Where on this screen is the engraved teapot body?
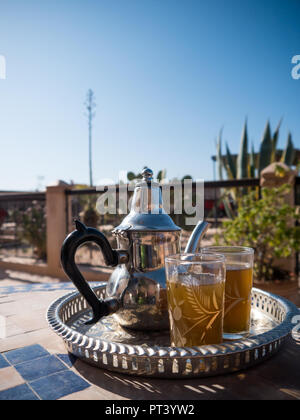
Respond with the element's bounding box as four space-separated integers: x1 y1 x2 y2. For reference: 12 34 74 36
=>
61 168 209 331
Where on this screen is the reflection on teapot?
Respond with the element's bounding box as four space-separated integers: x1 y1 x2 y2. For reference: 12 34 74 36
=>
61 168 209 331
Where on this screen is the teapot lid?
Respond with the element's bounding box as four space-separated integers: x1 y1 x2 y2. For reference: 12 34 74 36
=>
113 168 181 233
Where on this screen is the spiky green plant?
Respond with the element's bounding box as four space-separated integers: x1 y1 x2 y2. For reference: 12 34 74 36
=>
249 143 256 178
271 118 282 162
216 129 223 181
258 121 273 174
225 143 236 179
282 132 295 166
217 119 297 182
237 120 249 179
215 119 298 218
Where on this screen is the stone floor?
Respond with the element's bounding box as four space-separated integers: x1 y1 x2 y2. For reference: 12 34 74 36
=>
0 268 299 400
0 268 63 288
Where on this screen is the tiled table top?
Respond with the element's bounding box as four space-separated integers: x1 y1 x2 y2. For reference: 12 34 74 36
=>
0 282 300 400
0 345 89 400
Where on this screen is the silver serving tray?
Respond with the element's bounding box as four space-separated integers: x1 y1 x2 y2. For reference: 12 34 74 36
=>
47 284 299 378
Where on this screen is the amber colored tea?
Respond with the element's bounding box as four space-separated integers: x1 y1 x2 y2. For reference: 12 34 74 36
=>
167 276 225 346
223 264 253 334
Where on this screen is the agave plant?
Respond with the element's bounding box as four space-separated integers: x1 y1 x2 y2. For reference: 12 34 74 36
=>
237 120 249 179
282 132 295 166
217 119 297 182
216 119 298 218
258 121 273 175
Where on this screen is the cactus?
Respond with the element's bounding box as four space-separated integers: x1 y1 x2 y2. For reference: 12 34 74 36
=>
258 121 273 174
282 132 295 166
215 119 298 219
249 143 256 179
216 129 223 181
217 118 297 182
271 118 282 162
225 142 236 179
237 120 249 179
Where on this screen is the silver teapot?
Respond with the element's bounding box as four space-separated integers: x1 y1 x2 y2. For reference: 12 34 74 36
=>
61 168 209 331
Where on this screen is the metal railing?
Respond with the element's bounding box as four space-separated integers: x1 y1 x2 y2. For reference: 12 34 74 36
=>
65 178 261 222
295 176 300 206
0 192 46 262
65 178 299 274
0 176 298 273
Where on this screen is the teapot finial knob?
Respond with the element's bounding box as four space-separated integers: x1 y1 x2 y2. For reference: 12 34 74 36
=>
142 167 153 182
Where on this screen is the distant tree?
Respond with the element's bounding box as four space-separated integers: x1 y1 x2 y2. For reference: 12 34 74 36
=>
127 171 138 182
181 175 193 182
127 167 147 182
127 168 168 182
157 170 167 182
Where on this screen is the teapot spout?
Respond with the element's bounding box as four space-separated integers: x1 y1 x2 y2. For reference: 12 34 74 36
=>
184 221 211 253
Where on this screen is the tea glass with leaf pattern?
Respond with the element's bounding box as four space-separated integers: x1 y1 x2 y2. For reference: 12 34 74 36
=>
202 246 254 340
165 253 226 347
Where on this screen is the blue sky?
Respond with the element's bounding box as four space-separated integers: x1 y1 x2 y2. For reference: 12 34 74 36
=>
0 0 299 190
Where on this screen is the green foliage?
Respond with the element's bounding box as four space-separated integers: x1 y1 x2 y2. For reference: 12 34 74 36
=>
82 203 99 228
181 175 193 182
217 118 297 182
127 167 147 182
127 168 167 182
157 170 167 182
258 121 273 174
237 120 248 179
216 130 223 181
271 118 282 162
225 142 236 179
249 143 256 179
215 119 298 220
215 185 300 281
282 132 295 166
127 171 139 182
13 203 47 260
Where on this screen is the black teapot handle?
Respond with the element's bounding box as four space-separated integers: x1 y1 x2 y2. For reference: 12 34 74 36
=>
61 220 122 325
